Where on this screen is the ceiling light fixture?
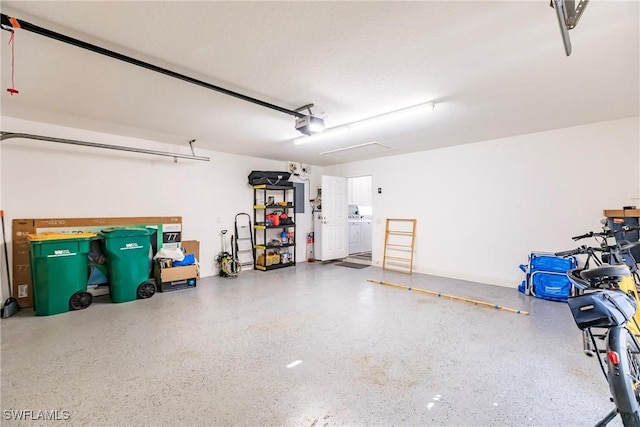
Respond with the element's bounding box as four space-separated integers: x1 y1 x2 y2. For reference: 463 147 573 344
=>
320 141 392 157
293 101 435 145
295 115 325 136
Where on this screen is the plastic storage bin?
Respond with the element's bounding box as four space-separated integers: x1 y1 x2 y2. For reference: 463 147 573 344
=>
28 232 96 316
100 227 156 303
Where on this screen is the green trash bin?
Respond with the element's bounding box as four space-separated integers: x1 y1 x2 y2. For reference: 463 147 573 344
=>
28 232 96 316
101 227 156 303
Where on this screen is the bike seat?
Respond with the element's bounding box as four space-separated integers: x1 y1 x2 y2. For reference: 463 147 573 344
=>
580 264 630 281
567 268 591 289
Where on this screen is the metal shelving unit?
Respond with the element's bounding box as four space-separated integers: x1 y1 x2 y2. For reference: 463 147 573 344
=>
253 185 296 271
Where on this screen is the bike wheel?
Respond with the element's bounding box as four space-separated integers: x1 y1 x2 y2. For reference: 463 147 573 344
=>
607 327 640 426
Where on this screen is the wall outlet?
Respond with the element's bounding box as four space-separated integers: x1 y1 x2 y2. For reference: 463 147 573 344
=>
288 161 301 175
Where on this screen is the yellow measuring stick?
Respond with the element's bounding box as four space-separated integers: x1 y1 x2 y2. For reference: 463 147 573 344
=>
367 279 529 316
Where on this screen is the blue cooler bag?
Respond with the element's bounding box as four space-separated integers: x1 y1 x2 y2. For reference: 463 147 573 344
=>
531 271 574 302
530 254 576 273
521 253 578 302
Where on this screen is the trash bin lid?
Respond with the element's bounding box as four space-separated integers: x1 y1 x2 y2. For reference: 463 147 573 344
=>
100 227 152 237
28 232 97 241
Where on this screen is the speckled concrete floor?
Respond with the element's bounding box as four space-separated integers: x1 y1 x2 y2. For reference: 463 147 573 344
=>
0 263 623 426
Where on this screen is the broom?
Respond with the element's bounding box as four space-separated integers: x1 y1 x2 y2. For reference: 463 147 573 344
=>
1 210 20 318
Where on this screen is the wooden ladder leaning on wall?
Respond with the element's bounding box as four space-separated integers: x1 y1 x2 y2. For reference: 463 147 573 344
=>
383 218 417 274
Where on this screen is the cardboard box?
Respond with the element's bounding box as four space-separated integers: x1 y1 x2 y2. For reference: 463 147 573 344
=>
155 264 198 283
154 240 199 292
154 264 198 292
180 240 200 278
12 216 182 307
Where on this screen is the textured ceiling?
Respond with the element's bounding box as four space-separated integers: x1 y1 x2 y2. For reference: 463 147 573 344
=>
1 1 638 166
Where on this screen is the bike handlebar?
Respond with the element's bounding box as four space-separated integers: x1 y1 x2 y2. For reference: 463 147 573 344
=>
554 249 582 257
622 224 640 233
555 245 590 257
555 249 581 257
571 232 594 241
554 245 605 257
571 225 640 241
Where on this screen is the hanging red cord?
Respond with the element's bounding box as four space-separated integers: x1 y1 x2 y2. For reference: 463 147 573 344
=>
6 31 19 95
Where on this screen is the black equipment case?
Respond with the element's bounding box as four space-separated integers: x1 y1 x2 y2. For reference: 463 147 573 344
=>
248 171 293 187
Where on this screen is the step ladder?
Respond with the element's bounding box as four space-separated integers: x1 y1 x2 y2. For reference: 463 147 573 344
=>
234 213 255 269
383 218 416 274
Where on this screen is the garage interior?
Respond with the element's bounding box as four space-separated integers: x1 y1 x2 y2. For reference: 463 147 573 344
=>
0 1 639 426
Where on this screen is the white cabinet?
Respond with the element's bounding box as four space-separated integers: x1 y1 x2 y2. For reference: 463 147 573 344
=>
360 221 372 252
348 221 372 254
347 179 354 205
359 176 372 205
348 222 361 254
348 176 372 205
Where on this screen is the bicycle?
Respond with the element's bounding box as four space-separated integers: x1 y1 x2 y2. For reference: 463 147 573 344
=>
557 224 640 426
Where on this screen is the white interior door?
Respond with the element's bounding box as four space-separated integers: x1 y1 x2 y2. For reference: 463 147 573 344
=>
320 175 348 261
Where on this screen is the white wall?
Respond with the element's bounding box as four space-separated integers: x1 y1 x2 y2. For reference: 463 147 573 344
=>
2 116 638 301
0 117 321 300
325 116 640 287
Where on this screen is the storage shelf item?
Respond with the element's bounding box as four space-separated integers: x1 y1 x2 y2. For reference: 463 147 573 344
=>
254 203 294 210
254 224 296 229
253 184 296 271
255 262 294 272
255 243 295 250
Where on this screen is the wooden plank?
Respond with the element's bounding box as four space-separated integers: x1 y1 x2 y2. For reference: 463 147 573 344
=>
385 256 412 262
409 218 416 274
32 216 181 229
382 219 391 270
382 267 411 274
386 248 412 253
368 279 529 315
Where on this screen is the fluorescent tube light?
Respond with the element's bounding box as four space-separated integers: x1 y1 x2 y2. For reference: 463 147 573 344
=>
351 102 435 130
319 141 391 156
292 101 435 145
293 126 352 145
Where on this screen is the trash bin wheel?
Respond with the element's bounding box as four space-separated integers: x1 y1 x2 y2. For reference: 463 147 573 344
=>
137 281 156 299
69 291 93 310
